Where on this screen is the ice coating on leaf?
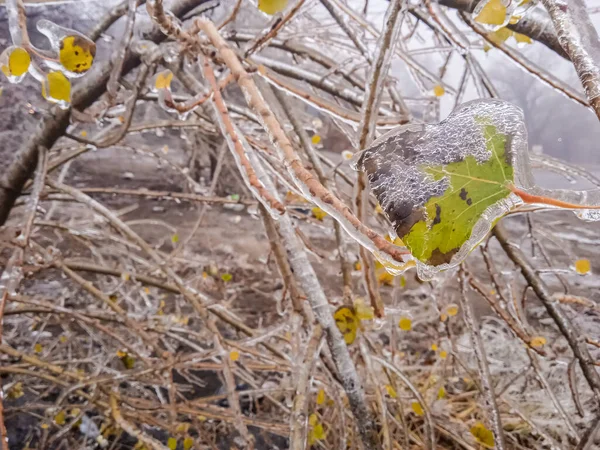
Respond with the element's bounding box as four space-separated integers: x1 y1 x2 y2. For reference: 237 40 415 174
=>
41 71 71 109
356 99 600 279
0 46 30 83
355 99 526 279
473 0 517 31
36 19 96 78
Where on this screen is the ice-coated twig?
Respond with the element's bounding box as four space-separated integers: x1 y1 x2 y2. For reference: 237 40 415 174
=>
359 341 392 450
527 349 580 440
459 268 507 450
468 275 545 356
494 222 600 401
107 0 138 101
355 0 404 317
67 63 151 148
218 0 242 29
197 18 409 268
372 355 436 449
243 0 307 57
462 12 590 109
110 393 170 450
290 325 323 450
262 68 406 125
273 89 353 299
575 415 600 450
540 0 600 120
6 0 30 46
89 0 145 41
568 358 586 417
201 58 286 214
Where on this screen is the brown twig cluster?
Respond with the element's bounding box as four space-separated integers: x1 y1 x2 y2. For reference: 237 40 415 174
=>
2 1 600 450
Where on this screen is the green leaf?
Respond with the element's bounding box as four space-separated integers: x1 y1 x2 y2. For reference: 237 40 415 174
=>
404 122 512 265
356 100 519 270
356 99 600 277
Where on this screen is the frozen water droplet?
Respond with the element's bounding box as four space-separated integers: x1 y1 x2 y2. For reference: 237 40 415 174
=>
37 19 96 78
0 46 31 84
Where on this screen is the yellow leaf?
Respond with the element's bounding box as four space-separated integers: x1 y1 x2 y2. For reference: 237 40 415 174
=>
80 130 87 137
342 150 354 160
7 382 24 399
353 260 362 271
42 71 71 104
437 386 446 399
41 423 49 429
167 437 177 450
575 258 591 275
155 70 173 90
411 402 424 416
183 437 194 450
258 0 288 15
311 206 327 221
334 306 358 345
354 298 374 320
7 47 30 77
470 422 495 448
197 415 207 422
398 316 412 331
54 410 66 425
483 42 492 52
308 413 318 427
34 343 43 353
171 234 179 244
378 270 395 286
316 388 326 405
221 273 233 282
118 351 135 369
446 303 459 317
69 408 81 417
144 287 151 294
487 27 513 46
439 350 448 359
311 134 321 145
121 272 130 282
529 336 546 348
385 385 397 398
229 350 240 362
313 423 326 440
433 85 445 97
374 203 383 214
509 15 521 24
475 0 507 25
513 32 532 44
59 35 95 74
59 335 68 343
431 343 438 351
440 313 448 322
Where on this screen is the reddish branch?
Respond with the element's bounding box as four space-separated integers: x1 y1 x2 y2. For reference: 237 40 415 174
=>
197 18 409 264
201 59 286 213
